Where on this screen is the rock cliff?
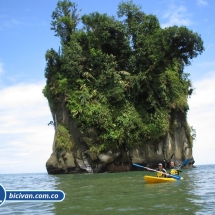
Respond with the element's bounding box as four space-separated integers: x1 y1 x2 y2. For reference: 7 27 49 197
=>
46 100 194 174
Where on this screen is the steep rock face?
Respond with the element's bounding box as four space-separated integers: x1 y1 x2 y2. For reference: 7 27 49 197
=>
46 103 194 174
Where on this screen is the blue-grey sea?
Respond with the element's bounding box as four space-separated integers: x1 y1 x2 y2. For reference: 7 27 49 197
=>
0 164 215 215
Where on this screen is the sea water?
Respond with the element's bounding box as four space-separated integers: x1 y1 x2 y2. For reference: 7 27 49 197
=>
0 164 215 215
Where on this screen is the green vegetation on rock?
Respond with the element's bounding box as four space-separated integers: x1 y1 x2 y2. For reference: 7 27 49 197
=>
43 0 204 152
55 124 71 152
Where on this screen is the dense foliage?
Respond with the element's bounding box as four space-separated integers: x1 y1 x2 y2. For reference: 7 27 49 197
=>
55 124 71 151
43 0 204 152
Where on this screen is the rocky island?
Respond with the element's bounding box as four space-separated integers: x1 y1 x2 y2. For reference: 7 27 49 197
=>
44 0 204 174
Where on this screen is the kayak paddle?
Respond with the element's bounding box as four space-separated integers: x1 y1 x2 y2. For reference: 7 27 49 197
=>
181 159 190 167
133 163 181 180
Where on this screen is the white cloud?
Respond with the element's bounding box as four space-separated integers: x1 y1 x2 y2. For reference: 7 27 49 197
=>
197 0 208 6
162 5 193 28
0 61 4 76
188 73 215 165
0 81 55 174
0 82 48 110
0 61 5 89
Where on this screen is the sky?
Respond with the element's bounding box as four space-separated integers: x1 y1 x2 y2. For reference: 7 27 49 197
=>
0 0 215 174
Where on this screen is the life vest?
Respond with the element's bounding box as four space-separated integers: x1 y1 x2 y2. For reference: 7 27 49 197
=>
157 171 163 177
156 169 166 177
170 168 179 175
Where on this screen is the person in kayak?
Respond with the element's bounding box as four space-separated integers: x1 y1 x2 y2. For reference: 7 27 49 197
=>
145 163 167 177
169 161 182 175
156 163 167 177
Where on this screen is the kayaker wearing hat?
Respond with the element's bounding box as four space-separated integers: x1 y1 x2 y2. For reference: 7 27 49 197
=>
146 163 167 177
156 163 167 177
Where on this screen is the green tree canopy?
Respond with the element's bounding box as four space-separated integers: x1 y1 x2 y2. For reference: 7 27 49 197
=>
44 0 204 152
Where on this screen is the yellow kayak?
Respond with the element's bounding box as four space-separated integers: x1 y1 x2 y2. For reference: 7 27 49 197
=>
144 175 182 183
